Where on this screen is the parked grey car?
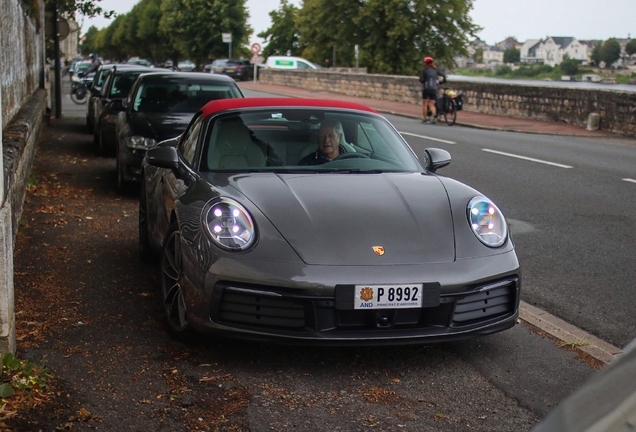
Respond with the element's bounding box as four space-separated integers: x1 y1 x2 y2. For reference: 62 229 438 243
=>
139 98 520 344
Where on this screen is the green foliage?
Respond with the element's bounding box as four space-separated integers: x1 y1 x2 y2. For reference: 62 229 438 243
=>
296 0 480 74
79 0 478 74
160 0 252 68
591 41 603 66
46 0 115 22
560 56 579 75
472 47 484 64
601 38 621 68
495 64 512 75
626 39 636 56
1 353 50 399
503 47 520 64
259 0 302 58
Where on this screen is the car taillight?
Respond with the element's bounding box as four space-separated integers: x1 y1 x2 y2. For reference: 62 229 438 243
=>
236 65 243 70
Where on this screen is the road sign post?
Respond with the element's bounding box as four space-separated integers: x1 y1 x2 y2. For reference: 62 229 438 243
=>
250 43 262 82
222 33 232 59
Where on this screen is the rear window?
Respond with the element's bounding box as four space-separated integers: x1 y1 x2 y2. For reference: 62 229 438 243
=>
133 81 242 113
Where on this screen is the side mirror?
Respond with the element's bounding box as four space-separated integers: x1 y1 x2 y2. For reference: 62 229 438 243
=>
146 146 189 181
107 99 124 111
424 148 451 172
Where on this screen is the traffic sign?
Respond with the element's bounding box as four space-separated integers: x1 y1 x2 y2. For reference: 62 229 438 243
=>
250 55 265 64
250 43 262 54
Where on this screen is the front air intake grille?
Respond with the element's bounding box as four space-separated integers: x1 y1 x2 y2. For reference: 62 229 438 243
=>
218 290 306 328
452 280 517 325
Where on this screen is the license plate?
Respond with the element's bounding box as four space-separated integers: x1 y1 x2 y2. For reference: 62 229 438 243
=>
354 284 423 309
226 69 235 73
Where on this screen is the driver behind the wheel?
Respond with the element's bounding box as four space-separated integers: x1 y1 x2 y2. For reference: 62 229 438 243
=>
298 119 347 165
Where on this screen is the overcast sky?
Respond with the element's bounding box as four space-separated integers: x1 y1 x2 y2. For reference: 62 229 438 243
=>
80 0 634 46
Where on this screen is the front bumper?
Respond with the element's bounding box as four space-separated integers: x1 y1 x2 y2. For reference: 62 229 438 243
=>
182 246 521 345
119 144 146 183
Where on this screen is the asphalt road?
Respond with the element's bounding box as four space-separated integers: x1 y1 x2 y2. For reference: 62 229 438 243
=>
241 85 636 350
385 116 636 349
9 81 611 430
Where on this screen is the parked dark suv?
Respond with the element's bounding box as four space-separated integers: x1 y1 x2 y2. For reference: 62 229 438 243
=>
217 59 253 81
114 72 243 192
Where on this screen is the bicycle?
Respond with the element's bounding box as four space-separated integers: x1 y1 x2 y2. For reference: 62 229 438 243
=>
436 87 462 126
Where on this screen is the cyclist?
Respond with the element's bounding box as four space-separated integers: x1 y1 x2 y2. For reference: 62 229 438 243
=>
419 57 445 124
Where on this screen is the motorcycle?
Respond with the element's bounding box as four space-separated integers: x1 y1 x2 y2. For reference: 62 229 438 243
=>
70 73 91 104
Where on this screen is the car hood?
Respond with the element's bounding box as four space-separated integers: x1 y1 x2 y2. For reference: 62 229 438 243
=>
233 173 455 266
129 112 193 142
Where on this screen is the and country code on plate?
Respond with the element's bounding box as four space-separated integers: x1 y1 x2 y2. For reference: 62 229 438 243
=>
354 284 423 309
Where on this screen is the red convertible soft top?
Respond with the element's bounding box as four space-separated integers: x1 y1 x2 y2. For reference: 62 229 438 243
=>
200 97 378 117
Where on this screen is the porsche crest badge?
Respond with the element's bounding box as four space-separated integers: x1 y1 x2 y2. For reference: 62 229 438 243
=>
372 246 385 256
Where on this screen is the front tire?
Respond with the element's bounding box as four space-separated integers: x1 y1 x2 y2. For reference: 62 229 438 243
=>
138 181 153 262
444 100 457 126
70 87 87 105
160 222 196 341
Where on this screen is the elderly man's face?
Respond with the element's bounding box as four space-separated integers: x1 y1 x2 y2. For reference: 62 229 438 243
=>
317 126 342 160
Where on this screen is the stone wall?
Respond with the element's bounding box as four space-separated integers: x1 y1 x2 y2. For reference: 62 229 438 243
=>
1 0 45 127
1 0 46 354
259 69 636 137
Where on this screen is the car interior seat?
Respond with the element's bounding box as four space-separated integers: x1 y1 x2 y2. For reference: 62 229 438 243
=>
208 119 266 169
139 87 169 112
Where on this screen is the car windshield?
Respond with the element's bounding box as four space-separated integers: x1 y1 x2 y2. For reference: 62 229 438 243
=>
133 81 242 114
110 72 146 98
200 109 423 173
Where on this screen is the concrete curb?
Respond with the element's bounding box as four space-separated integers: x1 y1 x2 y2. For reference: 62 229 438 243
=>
519 301 623 365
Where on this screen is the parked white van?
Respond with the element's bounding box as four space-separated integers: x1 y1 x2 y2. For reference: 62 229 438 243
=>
265 56 321 70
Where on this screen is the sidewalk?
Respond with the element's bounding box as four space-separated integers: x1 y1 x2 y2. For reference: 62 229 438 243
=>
238 81 617 137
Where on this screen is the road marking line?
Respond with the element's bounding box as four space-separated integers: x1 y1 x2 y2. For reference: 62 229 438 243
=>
482 148 573 169
400 132 456 144
623 178 636 184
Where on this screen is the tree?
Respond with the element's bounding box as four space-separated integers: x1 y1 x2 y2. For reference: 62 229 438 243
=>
258 0 302 58
80 26 100 55
135 0 181 64
296 0 362 68
296 0 480 74
600 38 621 68
159 0 252 68
591 41 603 66
560 55 579 75
472 47 484 64
626 39 636 56
503 47 520 63
48 0 115 22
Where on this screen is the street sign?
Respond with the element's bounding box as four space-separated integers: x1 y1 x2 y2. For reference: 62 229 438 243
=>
250 43 262 54
222 33 232 43
250 55 264 64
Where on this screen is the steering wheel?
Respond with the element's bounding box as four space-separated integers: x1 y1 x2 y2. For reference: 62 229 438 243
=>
333 152 369 161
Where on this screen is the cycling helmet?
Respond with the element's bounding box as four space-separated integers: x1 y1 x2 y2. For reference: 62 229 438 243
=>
424 57 434 64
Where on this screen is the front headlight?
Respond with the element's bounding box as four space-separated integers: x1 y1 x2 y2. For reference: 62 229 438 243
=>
127 136 157 150
203 198 256 251
467 196 508 247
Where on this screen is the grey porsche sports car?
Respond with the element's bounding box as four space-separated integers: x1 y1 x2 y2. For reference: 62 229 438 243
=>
140 98 520 345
